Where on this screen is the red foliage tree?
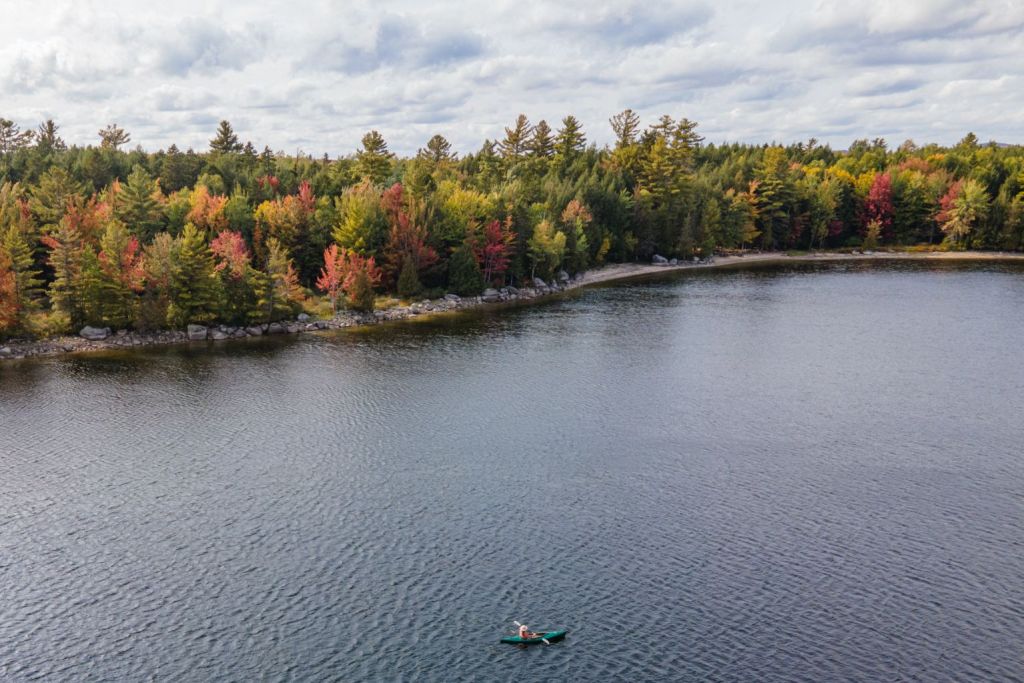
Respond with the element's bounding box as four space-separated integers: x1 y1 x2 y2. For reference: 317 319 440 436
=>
210 230 251 280
381 183 437 281
0 247 19 333
936 179 964 226
473 219 516 285
98 233 145 295
863 172 894 240
316 244 384 312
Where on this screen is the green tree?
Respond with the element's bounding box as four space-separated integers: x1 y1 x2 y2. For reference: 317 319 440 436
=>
168 223 221 326
554 115 586 163
0 118 34 154
355 130 393 185
250 238 301 323
1 225 43 327
333 180 388 255
447 241 483 295
30 167 85 229
35 120 66 154
941 179 990 248
527 218 566 279
209 120 242 154
117 165 164 241
396 255 421 297
347 265 376 312
529 120 555 158
96 220 144 328
499 114 532 160
609 109 640 148
417 134 456 164
98 123 131 150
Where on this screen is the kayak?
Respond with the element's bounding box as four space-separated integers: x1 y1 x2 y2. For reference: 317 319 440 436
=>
500 630 567 645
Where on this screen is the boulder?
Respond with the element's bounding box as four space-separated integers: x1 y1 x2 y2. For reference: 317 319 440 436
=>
186 324 207 341
557 270 570 283
482 288 500 302
0 346 11 357
245 326 263 336
209 328 229 341
652 254 668 264
444 293 460 301
79 326 111 341
232 328 248 338
669 258 678 265
506 286 519 295
267 322 285 335
532 277 547 288
297 313 310 322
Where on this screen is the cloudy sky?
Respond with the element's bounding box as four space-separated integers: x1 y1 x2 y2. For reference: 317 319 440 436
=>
2 0 1022 156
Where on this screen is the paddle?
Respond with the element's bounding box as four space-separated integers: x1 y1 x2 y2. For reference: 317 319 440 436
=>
513 620 550 645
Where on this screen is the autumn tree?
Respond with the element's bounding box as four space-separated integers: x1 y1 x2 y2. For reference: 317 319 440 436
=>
528 218 566 280
334 180 389 255
30 167 85 229
0 246 18 335
41 218 87 326
381 183 438 285
939 179 989 248
863 173 894 241
472 219 517 285
211 230 255 324
96 220 145 328
250 238 302 323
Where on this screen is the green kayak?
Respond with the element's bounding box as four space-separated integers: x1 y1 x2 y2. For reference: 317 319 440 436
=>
500 629 567 645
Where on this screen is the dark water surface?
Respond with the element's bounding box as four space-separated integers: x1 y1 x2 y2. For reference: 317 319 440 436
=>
2 261 1023 681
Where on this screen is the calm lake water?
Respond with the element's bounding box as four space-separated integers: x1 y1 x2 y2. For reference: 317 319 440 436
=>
2 261 1023 681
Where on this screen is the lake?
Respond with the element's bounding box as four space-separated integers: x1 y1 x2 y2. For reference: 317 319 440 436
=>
2 261 1023 681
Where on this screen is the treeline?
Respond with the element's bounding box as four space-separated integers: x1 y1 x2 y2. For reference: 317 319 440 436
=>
2 114 1024 338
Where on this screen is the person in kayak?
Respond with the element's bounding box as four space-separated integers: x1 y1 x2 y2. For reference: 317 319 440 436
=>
518 624 534 639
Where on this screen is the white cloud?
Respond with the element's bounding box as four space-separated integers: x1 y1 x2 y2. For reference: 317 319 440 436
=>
0 0 1020 155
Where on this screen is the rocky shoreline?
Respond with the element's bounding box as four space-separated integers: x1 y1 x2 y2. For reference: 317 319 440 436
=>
3 250 1024 363
0 271 589 362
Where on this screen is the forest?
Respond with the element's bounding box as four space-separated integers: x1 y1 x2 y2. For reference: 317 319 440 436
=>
2 112 1023 339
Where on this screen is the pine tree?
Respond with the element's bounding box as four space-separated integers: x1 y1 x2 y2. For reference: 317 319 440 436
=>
117 166 164 241
529 120 554 158
0 118 34 154
250 238 301 323
417 134 455 164
168 223 221 326
160 144 190 193
347 266 375 312
609 109 640 148
30 167 85 228
41 218 87 326
35 120 66 154
209 120 242 154
499 114 532 160
356 130 394 185
0 245 18 335
2 225 43 324
447 242 483 296
396 255 421 298
98 123 131 150
555 115 586 162
97 220 145 328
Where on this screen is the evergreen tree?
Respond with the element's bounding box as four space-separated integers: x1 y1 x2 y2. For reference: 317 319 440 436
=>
117 166 164 241
30 167 85 228
1 225 44 324
160 144 190 194
347 265 375 312
418 134 455 164
609 109 640 148
209 120 242 154
499 114 532 160
396 255 421 298
98 123 131 150
447 242 483 295
529 120 555 158
35 120 66 154
356 130 393 185
250 238 301 323
0 118 34 154
168 223 221 326
555 115 586 162
41 218 86 326
97 220 144 328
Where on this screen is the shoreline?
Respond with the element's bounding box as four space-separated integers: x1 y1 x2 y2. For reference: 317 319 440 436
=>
3 250 1023 363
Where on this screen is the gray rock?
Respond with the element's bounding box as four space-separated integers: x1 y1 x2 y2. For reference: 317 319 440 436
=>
557 269 570 283
267 322 285 335
116 329 128 337
79 326 111 341
482 288 500 302
316 321 329 329
209 328 229 341
297 313 310 322
0 346 11 357
669 258 678 265
286 324 300 334
444 293 460 301
232 328 248 338
245 326 263 336
652 254 669 264
692 256 699 263
532 277 547 288
186 324 207 341
506 286 519 295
